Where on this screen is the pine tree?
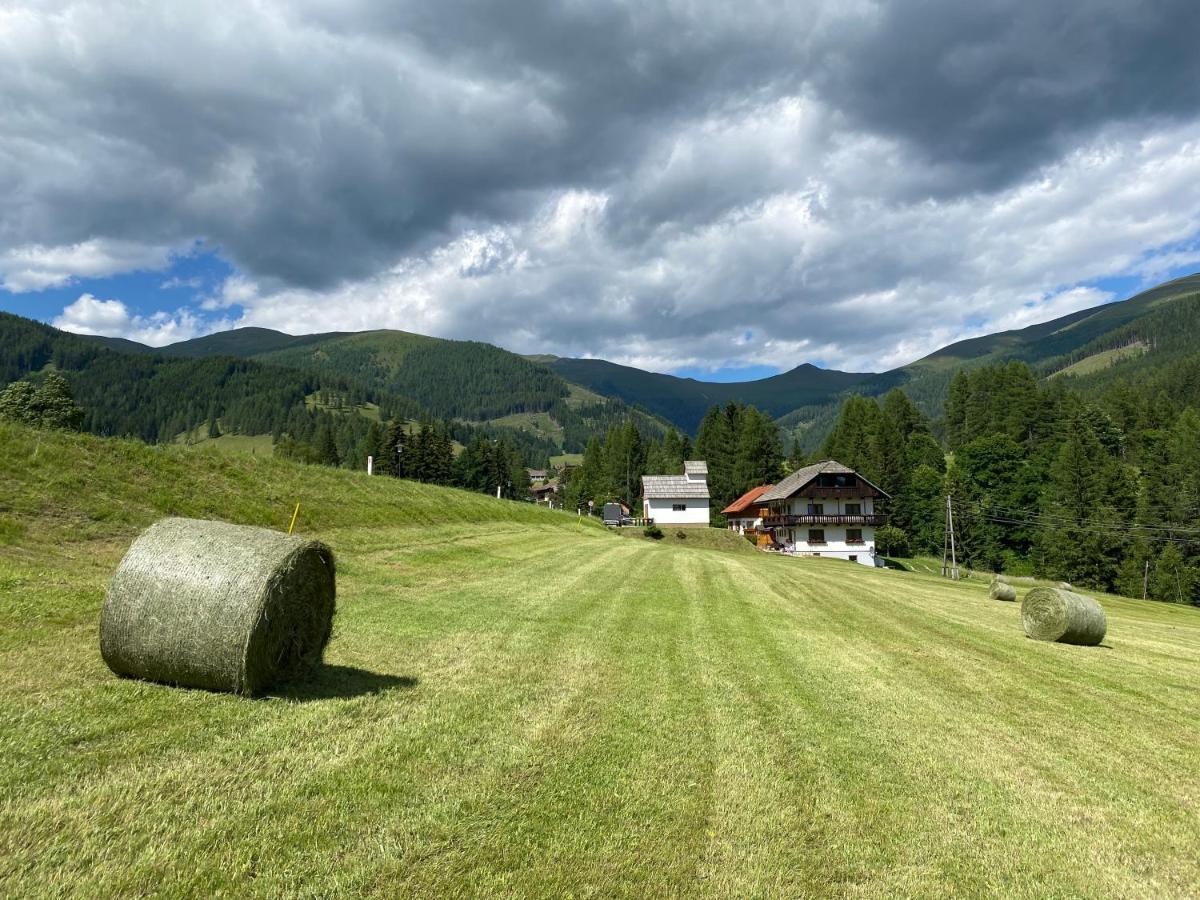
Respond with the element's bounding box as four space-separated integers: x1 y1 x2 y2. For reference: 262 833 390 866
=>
945 370 970 450
1039 422 1116 588
316 426 340 467
1149 543 1200 605
732 406 783 494
696 405 736 510
363 421 384 472
378 420 406 477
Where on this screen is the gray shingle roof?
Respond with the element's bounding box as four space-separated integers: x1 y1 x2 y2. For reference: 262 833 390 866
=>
684 460 708 476
758 459 889 502
642 475 710 499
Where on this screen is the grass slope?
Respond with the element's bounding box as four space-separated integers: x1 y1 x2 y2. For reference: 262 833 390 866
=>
2 424 1198 897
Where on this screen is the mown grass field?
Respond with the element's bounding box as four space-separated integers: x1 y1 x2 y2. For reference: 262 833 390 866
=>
1 423 1198 897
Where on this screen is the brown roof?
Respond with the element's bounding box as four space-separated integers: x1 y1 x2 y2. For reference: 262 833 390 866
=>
758 459 890 502
642 474 710 499
721 484 774 515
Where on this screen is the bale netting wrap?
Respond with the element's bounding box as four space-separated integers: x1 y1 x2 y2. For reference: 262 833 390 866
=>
989 580 1017 602
100 517 336 695
1021 587 1106 646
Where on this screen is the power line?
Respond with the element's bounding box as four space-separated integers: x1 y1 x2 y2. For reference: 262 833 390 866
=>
961 509 1200 545
955 498 1200 536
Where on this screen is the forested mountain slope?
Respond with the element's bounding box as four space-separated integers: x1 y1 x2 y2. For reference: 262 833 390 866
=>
546 357 884 434
551 273 1200 443
0 313 420 444
32 270 1200 451
79 325 676 453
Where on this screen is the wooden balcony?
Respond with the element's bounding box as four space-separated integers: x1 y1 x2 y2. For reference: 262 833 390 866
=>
762 514 886 528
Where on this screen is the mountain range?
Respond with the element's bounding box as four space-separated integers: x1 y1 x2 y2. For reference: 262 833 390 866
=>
4 272 1200 457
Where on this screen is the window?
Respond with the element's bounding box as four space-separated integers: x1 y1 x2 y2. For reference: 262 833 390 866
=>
845 503 861 515
849 555 858 563
808 529 825 544
847 528 863 544
672 503 687 512
817 473 856 488
807 503 824 515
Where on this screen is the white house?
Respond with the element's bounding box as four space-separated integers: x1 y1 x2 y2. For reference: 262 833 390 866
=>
758 460 889 566
641 460 711 526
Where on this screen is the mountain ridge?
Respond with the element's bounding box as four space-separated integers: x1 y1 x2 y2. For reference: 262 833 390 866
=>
33 271 1200 446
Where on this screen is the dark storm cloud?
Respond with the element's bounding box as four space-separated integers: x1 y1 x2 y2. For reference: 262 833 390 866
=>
807 0 1200 189
8 1 1200 366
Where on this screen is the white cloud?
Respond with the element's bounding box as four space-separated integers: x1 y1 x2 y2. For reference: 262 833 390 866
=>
207 115 1200 373
52 294 210 346
160 275 203 290
1 240 175 292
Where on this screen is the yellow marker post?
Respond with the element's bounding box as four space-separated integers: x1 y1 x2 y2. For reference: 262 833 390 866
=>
287 502 301 535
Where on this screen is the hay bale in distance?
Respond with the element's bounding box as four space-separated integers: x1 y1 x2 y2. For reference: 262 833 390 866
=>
101 517 336 694
992 574 1009 585
1021 587 1106 646
989 580 1017 602
1056 581 1074 591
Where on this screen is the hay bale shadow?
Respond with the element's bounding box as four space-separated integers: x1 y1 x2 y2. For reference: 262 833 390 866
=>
270 665 418 702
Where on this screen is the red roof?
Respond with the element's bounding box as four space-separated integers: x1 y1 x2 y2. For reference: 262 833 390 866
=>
721 484 774 516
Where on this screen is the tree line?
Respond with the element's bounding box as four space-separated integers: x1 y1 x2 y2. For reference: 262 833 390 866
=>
561 402 784 519
819 361 1200 605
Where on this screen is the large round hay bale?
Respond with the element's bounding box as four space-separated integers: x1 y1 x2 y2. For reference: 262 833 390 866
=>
1021 587 1106 646
101 517 336 694
989 580 1017 602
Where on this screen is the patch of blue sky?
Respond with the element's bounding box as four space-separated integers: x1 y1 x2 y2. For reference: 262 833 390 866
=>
0 249 237 325
671 364 781 382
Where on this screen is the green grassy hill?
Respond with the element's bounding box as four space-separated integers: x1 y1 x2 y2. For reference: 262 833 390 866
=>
2 423 1197 896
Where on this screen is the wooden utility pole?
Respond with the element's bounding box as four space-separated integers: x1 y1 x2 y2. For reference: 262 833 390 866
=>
1143 559 1150 600
942 495 950 577
942 495 960 580
948 496 960 580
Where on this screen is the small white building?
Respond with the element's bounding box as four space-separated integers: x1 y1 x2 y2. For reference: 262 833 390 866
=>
641 460 711 526
758 460 889 566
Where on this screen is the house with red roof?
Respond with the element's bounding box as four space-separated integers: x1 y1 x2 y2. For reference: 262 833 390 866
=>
720 484 774 536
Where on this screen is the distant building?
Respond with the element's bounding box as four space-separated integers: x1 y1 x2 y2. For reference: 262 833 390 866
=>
527 468 548 483
758 460 889 566
721 484 774 536
530 481 559 506
641 460 710 526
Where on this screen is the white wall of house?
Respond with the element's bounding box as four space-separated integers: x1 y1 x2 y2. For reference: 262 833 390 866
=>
773 495 877 566
728 515 762 534
645 497 710 525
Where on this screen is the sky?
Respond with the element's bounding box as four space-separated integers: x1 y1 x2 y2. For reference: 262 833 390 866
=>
4 1 1200 379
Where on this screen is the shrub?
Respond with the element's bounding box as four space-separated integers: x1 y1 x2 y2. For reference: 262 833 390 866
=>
875 524 910 557
643 524 663 540
675 529 687 540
